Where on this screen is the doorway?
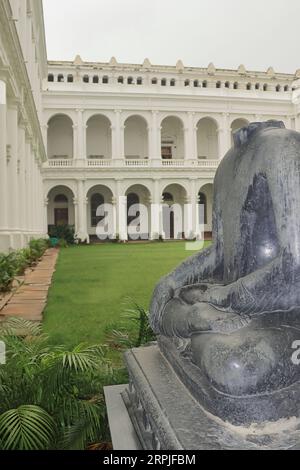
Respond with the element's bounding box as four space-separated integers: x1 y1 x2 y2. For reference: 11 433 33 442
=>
55 208 69 226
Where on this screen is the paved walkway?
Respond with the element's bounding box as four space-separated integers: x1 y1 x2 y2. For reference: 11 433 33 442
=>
0 248 59 322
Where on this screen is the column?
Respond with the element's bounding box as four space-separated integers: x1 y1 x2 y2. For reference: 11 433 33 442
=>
218 113 231 158
18 124 26 242
116 179 128 241
0 81 8 242
150 111 161 166
185 112 197 162
150 179 161 239
76 179 89 242
75 109 85 161
7 103 20 245
112 110 121 160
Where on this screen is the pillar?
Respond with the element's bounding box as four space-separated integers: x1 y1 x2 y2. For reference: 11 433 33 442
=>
150 179 161 239
76 179 89 242
0 80 8 250
7 103 20 246
116 180 127 240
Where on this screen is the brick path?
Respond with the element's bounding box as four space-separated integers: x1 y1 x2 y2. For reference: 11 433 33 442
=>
0 248 59 322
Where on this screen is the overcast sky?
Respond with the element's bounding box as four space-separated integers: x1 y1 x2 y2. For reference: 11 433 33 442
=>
43 0 300 73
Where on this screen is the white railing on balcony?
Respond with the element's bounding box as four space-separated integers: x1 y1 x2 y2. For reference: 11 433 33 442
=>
125 159 149 167
47 159 74 167
44 158 219 170
87 159 112 167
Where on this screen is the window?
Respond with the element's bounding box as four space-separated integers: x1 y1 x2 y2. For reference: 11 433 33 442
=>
225 81 230 88
198 192 207 224
246 83 252 90
184 79 190 87
83 75 89 83
102 76 109 84
284 85 289 92
118 76 124 84
276 84 281 92
216 81 221 88
137 77 143 85
54 194 68 203
127 77 134 85
170 79 176 86
194 80 199 87
263 84 268 91
57 74 64 83
91 193 104 227
255 83 260 90
161 79 167 86
67 74 73 83
93 75 99 84
202 80 207 88
151 78 158 84
48 74 54 82
233 82 238 89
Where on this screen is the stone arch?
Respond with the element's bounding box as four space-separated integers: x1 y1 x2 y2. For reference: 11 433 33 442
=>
47 185 75 231
47 114 74 159
160 116 185 160
196 117 219 160
86 184 114 238
161 183 187 239
124 115 149 160
125 184 151 240
86 114 112 159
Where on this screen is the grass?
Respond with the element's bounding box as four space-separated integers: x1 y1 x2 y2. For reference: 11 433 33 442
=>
43 241 210 352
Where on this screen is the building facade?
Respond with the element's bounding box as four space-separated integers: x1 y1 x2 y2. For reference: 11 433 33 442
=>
0 0 47 252
2 0 300 250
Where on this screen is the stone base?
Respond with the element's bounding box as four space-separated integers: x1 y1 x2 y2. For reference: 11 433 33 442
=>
122 344 300 450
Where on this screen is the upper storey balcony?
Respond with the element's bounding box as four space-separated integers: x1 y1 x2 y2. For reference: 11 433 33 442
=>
43 112 254 172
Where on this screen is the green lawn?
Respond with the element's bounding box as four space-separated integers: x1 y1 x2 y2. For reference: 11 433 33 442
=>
43 241 210 348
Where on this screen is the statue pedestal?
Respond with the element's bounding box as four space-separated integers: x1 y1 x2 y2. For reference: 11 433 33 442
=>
105 344 300 450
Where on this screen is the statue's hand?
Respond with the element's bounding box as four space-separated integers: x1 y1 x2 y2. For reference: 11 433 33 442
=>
188 302 251 334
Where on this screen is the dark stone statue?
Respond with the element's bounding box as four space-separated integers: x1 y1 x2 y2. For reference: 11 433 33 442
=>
149 120 300 426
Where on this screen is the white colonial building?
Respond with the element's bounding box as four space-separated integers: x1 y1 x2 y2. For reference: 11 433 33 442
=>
2 0 300 250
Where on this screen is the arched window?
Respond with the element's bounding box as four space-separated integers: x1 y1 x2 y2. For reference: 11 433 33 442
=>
127 77 134 85
225 81 230 88
233 82 238 90
202 80 207 88
284 85 289 92
255 83 260 90
137 77 143 85
170 79 176 86
48 74 54 82
163 192 174 203
198 192 207 224
216 81 221 88
83 75 89 83
194 80 199 87
93 75 99 84
184 79 190 87
102 76 109 84
246 83 252 90
276 84 281 92
91 193 104 227
161 79 167 86
118 76 124 84
67 74 73 83
57 74 64 83
54 194 68 203
263 83 268 91
151 78 157 84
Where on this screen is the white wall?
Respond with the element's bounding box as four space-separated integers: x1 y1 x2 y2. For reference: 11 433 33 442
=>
87 115 112 159
48 115 73 158
124 116 148 159
197 118 218 160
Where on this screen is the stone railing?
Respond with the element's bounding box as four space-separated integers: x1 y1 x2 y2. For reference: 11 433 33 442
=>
43 158 220 170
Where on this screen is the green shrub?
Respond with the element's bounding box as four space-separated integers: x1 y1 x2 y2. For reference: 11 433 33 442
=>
58 239 68 248
28 239 48 262
48 225 75 245
0 253 18 292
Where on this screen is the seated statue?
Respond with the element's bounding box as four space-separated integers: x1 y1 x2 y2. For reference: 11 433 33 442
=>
150 120 300 425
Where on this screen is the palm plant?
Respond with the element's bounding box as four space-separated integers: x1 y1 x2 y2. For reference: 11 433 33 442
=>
0 317 114 450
